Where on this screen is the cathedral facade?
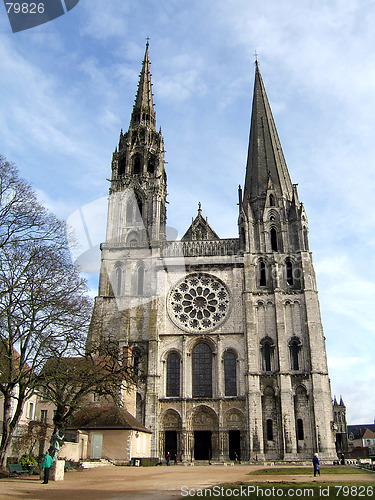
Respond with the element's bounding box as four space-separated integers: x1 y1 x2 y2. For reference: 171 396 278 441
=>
89 44 337 462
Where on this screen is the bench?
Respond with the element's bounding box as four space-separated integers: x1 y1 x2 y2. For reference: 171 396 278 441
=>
8 464 28 474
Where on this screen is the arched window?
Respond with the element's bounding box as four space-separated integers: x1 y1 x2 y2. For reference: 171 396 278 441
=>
290 340 300 371
224 351 237 397
115 266 123 296
286 260 293 286
166 352 180 397
270 227 278 251
264 342 271 372
240 227 246 251
192 343 212 398
259 261 266 287
297 418 304 440
133 350 141 375
133 154 141 175
137 265 144 295
266 419 273 441
269 194 275 207
136 393 144 424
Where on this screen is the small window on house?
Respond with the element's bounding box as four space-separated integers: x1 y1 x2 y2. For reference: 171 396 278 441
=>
93 393 100 402
28 402 34 419
270 228 278 251
297 418 304 440
259 261 266 287
286 260 293 286
266 419 273 441
40 410 48 423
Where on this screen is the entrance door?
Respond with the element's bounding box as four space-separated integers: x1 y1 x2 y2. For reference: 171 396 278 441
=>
91 433 103 459
165 430 177 460
229 430 241 461
194 431 211 460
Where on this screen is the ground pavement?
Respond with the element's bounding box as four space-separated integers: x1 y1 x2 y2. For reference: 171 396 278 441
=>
0 464 374 500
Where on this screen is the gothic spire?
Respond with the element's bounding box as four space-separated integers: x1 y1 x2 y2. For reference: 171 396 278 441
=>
243 62 293 204
130 41 156 129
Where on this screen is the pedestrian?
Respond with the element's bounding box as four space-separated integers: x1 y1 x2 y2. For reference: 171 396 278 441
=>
166 451 171 466
174 453 177 465
313 453 320 477
42 450 53 484
340 454 345 465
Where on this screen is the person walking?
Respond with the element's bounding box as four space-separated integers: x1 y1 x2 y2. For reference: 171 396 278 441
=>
42 450 53 484
313 453 320 477
166 451 171 466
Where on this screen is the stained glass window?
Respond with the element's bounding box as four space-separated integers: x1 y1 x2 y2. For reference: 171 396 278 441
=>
297 418 304 440
192 343 212 397
224 351 237 396
166 352 180 397
266 419 273 441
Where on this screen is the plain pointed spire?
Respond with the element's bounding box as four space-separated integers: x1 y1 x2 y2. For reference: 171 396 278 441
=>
243 62 293 204
131 42 156 128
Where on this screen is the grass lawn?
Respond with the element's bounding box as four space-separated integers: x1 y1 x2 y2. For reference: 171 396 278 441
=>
189 482 375 499
250 466 369 476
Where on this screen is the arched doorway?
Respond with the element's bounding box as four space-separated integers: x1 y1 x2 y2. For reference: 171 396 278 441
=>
225 409 246 461
189 406 219 461
160 410 182 462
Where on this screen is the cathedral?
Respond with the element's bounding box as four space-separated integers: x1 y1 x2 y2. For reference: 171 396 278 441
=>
89 43 337 462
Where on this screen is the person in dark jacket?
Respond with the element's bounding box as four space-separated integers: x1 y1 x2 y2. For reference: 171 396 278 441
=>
313 453 320 477
42 450 53 484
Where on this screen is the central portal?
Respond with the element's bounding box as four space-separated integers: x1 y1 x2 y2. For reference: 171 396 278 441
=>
194 430 212 460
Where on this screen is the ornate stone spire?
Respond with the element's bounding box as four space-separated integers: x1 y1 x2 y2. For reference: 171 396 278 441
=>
243 62 293 205
130 41 156 129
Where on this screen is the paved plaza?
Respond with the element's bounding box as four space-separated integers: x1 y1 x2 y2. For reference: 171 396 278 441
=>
0 465 374 500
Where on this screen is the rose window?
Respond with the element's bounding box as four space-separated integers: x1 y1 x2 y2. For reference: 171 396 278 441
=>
167 273 230 332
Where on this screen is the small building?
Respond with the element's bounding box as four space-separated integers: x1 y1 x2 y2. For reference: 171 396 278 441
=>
65 405 152 463
348 425 375 458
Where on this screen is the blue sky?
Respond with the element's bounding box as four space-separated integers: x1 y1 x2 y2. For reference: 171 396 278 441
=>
1 0 375 425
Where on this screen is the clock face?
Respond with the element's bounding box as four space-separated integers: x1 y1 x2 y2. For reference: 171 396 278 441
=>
167 273 230 333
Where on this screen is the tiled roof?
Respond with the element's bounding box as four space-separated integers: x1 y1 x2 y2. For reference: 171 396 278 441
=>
67 405 152 433
347 424 375 440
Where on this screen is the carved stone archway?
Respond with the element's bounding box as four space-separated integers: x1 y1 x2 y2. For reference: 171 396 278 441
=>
160 409 182 461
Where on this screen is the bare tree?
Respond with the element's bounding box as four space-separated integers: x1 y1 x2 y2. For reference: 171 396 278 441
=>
0 157 92 468
37 341 137 457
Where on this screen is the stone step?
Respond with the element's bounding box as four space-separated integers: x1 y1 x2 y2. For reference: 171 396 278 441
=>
80 459 114 469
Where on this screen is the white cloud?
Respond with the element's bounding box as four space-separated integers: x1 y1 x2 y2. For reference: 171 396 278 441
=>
1 0 375 425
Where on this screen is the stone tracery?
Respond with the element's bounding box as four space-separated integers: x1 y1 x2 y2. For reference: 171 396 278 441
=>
167 273 230 332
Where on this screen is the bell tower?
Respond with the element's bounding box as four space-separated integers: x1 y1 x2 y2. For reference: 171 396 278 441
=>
106 41 167 246
239 61 336 461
